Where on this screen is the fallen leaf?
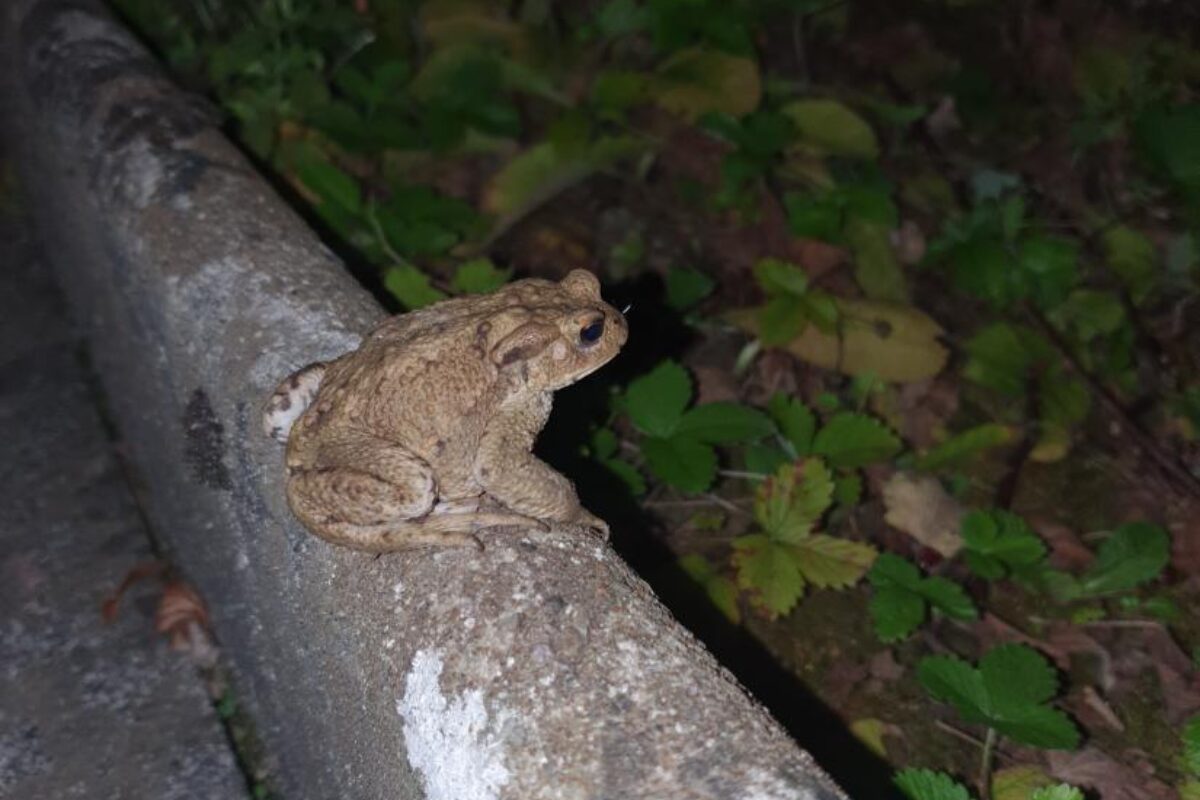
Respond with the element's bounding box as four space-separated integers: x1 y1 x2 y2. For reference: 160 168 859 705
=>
651 48 761 122
727 297 949 383
781 99 880 160
1047 748 1176 800
882 472 965 557
850 718 890 758
101 560 168 622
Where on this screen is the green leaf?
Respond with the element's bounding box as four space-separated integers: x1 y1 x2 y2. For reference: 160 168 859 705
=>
981 643 1058 708
1030 787 1084 800
1134 104 1200 202
992 705 1080 750
833 473 862 508
675 402 774 444
758 295 809 346
768 394 816 455
384 265 448 310
732 535 806 618
894 768 973 800
812 412 902 468
916 424 1017 471
641 435 716 493
961 510 1047 579
754 459 834 543
450 258 511 294
918 655 991 723
793 534 876 589
871 584 926 642
1019 236 1079 309
292 152 361 215
845 218 910 303
782 99 880 159
754 258 810 297
1103 226 1157 305
603 457 647 496
595 0 648 37
919 576 978 621
665 266 716 311
743 443 791 476
1183 714 1200 776
1076 521 1170 597
625 360 692 437
962 323 1054 396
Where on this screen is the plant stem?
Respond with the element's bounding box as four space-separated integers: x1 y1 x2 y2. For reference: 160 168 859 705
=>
979 727 997 800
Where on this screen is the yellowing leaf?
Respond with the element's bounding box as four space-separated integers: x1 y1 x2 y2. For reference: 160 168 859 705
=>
483 137 646 232
754 459 835 544
849 718 889 758
732 535 806 618
650 48 761 121
793 534 876 588
845 218 910 303
992 766 1055 800
782 99 880 160
728 298 948 383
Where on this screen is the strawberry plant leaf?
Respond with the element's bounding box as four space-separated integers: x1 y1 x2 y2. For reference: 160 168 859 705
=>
991 705 1080 750
651 48 761 121
665 266 716 311
918 655 991 724
384 265 448 310
782 98 880 160
754 459 834 544
870 584 926 642
1183 714 1200 776
641 435 715 492
625 360 692 437
919 577 977 621
793 534 876 589
675 402 775 444
1031 786 1085 800
1075 521 1169 597
732 535 806 618
768 393 816 456
754 257 810 297
812 412 902 468
759 295 809 346
961 510 1046 580
1102 225 1156 305
450 258 511 294
894 768 973 800
980 644 1058 707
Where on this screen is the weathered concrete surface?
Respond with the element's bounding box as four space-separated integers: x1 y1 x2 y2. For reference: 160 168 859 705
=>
0 197 249 798
0 1 851 798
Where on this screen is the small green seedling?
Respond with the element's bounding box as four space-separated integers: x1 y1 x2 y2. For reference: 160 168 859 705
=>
894 768 1083 800
868 554 977 642
960 509 1047 581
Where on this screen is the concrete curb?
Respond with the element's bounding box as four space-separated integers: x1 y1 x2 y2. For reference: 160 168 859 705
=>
1 2 851 798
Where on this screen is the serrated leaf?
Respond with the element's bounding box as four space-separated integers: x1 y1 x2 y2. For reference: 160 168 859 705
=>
603 457 646 496
894 768 973 800
920 577 978 620
651 48 761 121
727 297 949 383
641 435 716 493
1019 235 1078 309
992 705 1080 750
961 509 1046 578
981 644 1058 707
1134 104 1200 202
732 535 806 618
1031 786 1084 800
754 459 834 543
384 265 449 310
451 258 511 294
625 360 692 437
916 424 1017 471
782 99 880 160
962 322 1054 396
675 402 774 444
758 295 809 346
794 534 876 588
871 584 926 642
743 443 791 476
834 473 862 508
665 266 715 311
292 152 361 215
1076 521 1169 597
812 412 902 468
768 394 816 456
754 257 810 297
918 655 991 723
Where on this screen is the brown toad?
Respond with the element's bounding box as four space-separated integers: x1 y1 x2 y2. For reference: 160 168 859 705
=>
262 269 628 552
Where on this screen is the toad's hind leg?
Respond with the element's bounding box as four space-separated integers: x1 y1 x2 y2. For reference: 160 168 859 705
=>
301 511 545 553
263 362 327 443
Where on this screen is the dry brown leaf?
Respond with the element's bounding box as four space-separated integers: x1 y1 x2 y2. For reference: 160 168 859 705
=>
881 472 965 557
101 560 168 623
1047 747 1176 800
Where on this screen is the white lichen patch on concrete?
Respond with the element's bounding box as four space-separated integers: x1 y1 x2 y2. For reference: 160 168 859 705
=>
397 649 510 800
740 768 822 800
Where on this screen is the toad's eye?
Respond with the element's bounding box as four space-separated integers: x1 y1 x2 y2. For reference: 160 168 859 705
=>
580 319 605 344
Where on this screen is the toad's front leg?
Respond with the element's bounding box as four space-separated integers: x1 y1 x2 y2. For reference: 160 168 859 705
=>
286 431 535 552
475 405 610 538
